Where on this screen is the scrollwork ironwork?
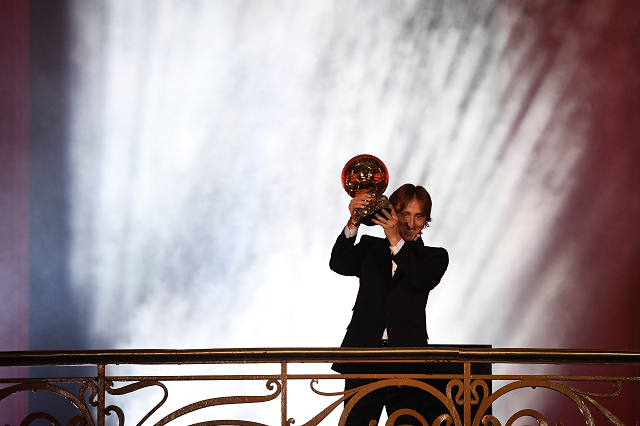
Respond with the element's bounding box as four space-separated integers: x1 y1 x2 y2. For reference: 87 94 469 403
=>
473 379 626 426
470 380 490 406
385 408 429 426
79 380 98 411
446 378 465 408
305 375 630 426
18 413 87 426
0 381 95 426
338 379 462 426
0 348 637 426
105 380 168 426
152 378 281 426
299 379 357 426
506 409 549 426
19 412 63 426
104 405 125 426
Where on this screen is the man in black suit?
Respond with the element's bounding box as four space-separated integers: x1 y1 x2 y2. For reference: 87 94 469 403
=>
330 184 449 425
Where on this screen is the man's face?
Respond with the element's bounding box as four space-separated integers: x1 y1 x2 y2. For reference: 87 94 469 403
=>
396 198 426 241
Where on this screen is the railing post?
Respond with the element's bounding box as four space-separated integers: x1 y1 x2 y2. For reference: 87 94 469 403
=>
464 362 471 426
281 361 287 426
97 364 105 426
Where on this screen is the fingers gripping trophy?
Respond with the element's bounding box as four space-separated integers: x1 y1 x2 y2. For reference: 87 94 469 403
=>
341 154 390 227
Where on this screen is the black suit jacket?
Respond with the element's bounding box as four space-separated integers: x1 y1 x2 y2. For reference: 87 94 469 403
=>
330 231 448 372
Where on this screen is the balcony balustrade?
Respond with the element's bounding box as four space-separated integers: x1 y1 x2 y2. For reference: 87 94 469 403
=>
1 347 639 426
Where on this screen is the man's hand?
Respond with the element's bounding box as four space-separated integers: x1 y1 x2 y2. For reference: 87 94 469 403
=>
347 193 372 229
372 205 402 246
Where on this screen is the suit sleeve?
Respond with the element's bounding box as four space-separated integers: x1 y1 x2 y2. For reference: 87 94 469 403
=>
329 231 371 278
392 243 449 291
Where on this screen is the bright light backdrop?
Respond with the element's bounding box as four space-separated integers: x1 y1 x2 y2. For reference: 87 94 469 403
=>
29 0 633 423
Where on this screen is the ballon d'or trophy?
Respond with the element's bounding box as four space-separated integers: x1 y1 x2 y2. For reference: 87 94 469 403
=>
341 154 390 226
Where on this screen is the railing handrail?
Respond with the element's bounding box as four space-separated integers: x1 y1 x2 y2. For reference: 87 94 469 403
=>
1 347 639 366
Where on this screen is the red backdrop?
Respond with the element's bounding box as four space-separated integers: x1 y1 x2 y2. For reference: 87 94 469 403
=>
0 0 30 423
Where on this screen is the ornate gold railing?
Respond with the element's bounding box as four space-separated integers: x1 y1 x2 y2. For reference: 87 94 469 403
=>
1 347 639 426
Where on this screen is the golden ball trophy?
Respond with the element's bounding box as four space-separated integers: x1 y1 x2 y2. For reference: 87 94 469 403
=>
341 154 390 226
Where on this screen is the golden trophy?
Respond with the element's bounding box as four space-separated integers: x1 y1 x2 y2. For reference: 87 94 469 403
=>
341 154 390 226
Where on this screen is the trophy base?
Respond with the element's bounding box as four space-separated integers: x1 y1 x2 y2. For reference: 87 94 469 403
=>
353 195 390 226
359 208 393 226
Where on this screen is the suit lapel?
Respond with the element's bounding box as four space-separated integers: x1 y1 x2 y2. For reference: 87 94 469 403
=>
388 238 423 293
372 239 393 294
391 267 404 287
372 237 427 297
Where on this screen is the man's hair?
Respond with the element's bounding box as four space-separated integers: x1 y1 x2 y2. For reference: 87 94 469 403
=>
389 184 432 227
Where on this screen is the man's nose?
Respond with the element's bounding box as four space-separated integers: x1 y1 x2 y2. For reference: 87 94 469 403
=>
407 217 414 228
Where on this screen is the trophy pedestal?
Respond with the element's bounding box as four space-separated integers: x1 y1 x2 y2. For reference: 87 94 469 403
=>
354 195 391 226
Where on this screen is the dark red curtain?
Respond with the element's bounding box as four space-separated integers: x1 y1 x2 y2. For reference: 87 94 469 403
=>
503 0 640 422
0 0 29 423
